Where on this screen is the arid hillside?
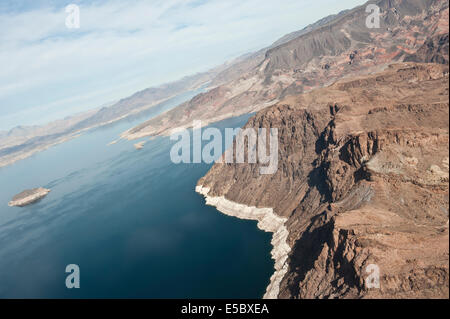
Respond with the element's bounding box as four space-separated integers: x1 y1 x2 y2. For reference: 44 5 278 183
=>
122 0 449 140
198 62 449 298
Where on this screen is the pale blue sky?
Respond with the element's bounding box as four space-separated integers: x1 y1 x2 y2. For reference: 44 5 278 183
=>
0 0 367 130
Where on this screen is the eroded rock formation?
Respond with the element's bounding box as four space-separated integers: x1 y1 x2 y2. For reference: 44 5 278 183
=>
198 62 449 298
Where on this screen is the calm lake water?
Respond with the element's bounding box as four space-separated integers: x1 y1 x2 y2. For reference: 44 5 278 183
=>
0 90 273 298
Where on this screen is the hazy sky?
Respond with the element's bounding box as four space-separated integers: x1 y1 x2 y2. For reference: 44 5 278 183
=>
0 0 367 130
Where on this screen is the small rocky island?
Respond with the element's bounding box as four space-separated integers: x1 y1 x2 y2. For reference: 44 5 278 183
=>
8 187 51 207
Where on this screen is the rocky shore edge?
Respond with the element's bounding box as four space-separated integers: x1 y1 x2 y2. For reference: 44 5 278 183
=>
195 185 290 299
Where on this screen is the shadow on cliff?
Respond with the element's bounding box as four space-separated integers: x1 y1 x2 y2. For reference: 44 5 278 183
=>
284 114 363 298
285 214 363 298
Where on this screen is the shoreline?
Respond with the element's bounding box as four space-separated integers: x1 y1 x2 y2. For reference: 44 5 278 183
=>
195 185 291 299
119 99 279 141
0 86 209 170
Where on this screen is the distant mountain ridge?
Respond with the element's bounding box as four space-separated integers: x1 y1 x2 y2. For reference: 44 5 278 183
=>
122 0 448 140
1 0 448 168
0 4 356 168
0 55 243 167
405 33 449 63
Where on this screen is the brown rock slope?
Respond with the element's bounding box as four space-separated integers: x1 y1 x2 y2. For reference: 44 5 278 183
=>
198 62 449 298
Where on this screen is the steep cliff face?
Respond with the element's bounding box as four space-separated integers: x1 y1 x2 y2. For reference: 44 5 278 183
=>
198 62 449 298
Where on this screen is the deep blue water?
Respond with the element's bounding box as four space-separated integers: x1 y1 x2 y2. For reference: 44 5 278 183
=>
0 91 273 298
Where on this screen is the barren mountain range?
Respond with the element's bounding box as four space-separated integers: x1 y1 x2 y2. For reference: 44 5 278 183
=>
121 0 449 140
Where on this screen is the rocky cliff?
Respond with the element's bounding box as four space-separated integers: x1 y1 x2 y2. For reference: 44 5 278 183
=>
197 62 449 298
